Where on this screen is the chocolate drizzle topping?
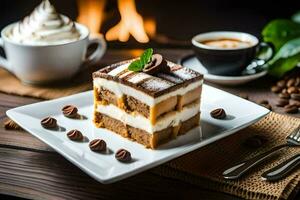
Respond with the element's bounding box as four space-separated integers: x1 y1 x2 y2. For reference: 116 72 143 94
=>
41 117 57 129
210 108 227 119
67 129 83 141
143 54 169 75
115 149 131 162
62 105 78 118
89 139 106 152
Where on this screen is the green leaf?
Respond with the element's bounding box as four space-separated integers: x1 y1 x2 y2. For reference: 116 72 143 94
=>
128 60 143 72
140 48 153 66
268 53 300 77
268 37 300 77
262 19 300 51
292 11 300 24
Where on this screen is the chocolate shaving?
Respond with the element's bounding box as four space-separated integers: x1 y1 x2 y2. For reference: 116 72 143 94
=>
143 54 169 75
115 149 131 162
41 117 57 129
62 105 78 118
89 139 106 152
67 129 83 141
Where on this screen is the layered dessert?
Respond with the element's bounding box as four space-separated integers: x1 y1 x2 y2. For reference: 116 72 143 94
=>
93 49 203 149
6 0 81 45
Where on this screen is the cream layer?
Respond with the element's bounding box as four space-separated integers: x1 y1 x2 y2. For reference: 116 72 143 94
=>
93 78 202 106
96 102 200 134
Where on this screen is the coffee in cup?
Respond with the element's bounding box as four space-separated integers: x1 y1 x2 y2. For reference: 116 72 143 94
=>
192 31 273 76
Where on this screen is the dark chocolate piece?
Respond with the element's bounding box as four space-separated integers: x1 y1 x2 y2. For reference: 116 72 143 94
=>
62 105 78 118
210 108 226 119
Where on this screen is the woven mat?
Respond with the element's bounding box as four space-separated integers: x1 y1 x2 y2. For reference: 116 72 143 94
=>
1 68 300 199
153 112 300 200
0 68 92 99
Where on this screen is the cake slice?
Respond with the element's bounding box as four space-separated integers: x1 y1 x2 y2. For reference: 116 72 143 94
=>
92 50 203 149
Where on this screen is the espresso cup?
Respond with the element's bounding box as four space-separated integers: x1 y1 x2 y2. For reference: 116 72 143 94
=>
192 31 273 76
0 23 106 85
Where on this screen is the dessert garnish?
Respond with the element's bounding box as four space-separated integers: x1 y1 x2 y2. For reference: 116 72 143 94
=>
128 48 169 74
210 108 226 119
4 119 22 130
62 105 78 118
89 139 106 152
67 129 83 141
41 117 57 129
115 149 131 162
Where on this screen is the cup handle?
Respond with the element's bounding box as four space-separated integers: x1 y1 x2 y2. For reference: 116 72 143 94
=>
256 42 274 63
0 38 11 72
83 34 107 67
244 42 274 74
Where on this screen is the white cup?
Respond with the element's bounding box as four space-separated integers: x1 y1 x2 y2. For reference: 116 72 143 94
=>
0 22 106 85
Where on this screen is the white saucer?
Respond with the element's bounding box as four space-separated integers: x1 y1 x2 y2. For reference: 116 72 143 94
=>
179 54 267 86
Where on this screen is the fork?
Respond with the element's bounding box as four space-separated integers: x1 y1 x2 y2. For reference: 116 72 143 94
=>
223 125 300 180
261 153 300 181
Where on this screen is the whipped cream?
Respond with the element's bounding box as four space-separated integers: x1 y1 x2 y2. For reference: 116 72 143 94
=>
6 0 81 45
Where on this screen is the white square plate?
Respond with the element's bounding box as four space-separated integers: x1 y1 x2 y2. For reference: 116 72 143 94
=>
7 84 269 184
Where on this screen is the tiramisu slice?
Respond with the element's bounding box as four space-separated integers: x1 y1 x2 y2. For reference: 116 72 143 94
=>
93 49 203 149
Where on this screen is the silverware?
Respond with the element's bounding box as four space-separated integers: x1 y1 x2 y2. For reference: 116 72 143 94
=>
261 153 300 181
223 125 300 180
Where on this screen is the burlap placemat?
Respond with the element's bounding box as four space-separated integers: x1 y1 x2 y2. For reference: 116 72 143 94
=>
0 68 92 99
153 112 300 200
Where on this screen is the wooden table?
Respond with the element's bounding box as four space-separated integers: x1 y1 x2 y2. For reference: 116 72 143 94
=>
0 49 298 200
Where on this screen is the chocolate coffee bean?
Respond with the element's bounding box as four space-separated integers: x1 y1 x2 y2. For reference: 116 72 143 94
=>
284 105 298 114
287 78 295 87
62 105 78 118
67 129 83 141
271 86 281 93
279 93 290 99
115 149 131 162
275 99 289 107
295 78 300 87
287 86 298 94
258 100 268 104
291 93 300 101
89 139 107 152
210 108 227 119
41 117 57 129
4 119 21 130
290 101 300 107
277 80 286 88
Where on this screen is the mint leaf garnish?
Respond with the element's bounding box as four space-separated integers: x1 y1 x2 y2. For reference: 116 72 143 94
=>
128 48 153 72
128 60 142 72
140 48 153 66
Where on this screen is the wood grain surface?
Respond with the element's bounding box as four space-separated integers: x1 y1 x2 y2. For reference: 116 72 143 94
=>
0 49 298 200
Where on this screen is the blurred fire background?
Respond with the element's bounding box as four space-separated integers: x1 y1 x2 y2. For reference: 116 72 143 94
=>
0 0 299 48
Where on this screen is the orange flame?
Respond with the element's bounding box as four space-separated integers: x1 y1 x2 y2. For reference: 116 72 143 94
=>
77 0 106 34
77 0 155 43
